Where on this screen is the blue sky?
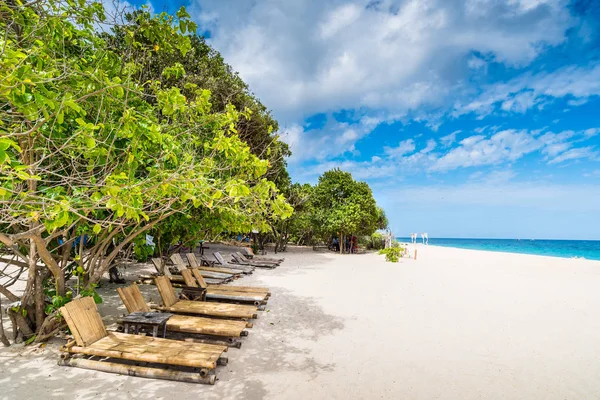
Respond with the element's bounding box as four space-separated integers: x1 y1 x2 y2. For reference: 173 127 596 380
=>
108 0 600 239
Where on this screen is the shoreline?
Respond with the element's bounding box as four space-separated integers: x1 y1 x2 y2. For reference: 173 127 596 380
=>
397 239 600 262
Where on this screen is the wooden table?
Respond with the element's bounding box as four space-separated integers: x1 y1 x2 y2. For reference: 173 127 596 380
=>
121 312 173 338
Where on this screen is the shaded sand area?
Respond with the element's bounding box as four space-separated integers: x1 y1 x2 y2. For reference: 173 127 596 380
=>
2 244 600 399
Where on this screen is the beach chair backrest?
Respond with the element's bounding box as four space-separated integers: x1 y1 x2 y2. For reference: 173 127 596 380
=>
170 253 187 271
236 252 252 262
117 283 150 313
60 297 108 347
154 276 178 307
151 257 170 276
213 252 226 265
186 253 200 268
190 268 209 289
180 269 198 287
231 252 247 264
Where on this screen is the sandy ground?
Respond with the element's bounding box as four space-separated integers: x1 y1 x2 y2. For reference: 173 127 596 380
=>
1 244 600 399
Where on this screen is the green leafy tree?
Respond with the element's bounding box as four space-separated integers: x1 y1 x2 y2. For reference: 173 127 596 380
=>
310 169 381 253
0 1 291 344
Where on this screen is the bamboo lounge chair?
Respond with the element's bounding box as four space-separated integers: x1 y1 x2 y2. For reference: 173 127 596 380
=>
117 284 250 347
236 251 280 266
213 252 254 273
231 252 277 269
182 269 270 305
242 247 284 263
170 253 235 282
148 258 222 285
186 253 244 276
153 276 259 319
58 297 227 384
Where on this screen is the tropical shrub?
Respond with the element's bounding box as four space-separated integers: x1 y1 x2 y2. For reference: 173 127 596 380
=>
378 246 403 262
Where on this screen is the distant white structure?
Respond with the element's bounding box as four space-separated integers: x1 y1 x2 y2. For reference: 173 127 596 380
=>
420 232 429 245
385 230 393 248
410 233 418 244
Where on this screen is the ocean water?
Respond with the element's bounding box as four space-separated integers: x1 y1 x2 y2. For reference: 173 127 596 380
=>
396 237 600 261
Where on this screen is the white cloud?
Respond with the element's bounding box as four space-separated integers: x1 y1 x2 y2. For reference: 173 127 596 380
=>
454 63 600 118
191 0 575 122
279 116 380 163
421 139 437 154
440 131 460 146
384 139 416 158
548 147 597 164
429 128 597 171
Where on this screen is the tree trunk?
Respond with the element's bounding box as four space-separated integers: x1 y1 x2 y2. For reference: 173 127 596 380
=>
35 269 45 331
340 232 343 255
8 308 34 340
0 295 10 346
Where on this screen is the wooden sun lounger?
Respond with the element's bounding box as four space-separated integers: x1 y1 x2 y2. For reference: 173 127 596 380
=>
153 276 259 319
236 251 280 266
184 269 269 305
149 258 222 285
188 268 270 295
117 284 250 344
186 253 243 276
59 297 227 384
213 252 254 273
242 247 284 262
171 254 234 282
231 252 277 269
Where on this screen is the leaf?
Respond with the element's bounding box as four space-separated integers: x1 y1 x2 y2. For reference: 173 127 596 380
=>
91 192 102 202
24 335 36 345
85 137 95 149
93 223 102 234
93 292 103 304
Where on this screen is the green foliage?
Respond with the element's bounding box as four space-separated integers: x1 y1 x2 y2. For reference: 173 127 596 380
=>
0 1 292 285
310 169 380 239
362 232 385 250
378 246 402 263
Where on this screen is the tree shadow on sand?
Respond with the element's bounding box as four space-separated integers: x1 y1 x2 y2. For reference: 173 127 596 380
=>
0 283 345 400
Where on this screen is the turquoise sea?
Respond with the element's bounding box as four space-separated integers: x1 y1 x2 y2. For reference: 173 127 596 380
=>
396 237 600 261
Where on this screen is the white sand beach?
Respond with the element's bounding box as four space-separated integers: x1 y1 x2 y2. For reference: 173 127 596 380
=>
2 244 600 399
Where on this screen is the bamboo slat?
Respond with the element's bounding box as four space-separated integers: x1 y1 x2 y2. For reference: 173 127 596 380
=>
181 269 198 287
196 270 234 280
166 315 248 337
213 252 254 273
190 268 269 300
235 252 279 266
151 258 170 276
232 253 277 268
195 266 242 275
186 252 201 268
186 253 241 275
117 284 246 338
155 276 179 307
170 253 188 271
190 268 209 289
205 289 266 301
60 297 108 347
68 332 225 369
58 357 216 385
206 285 270 295
242 247 284 262
117 283 151 313
153 300 258 319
